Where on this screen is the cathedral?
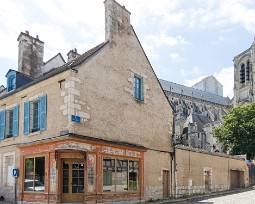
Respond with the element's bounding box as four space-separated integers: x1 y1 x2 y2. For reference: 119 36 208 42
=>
233 39 255 106
160 76 231 153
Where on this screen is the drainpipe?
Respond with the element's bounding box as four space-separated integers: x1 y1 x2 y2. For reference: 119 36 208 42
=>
168 85 177 198
172 108 177 198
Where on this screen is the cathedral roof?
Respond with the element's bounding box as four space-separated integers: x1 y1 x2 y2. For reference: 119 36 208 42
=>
159 79 230 106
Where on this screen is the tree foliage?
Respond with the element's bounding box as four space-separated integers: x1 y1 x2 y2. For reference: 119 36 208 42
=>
213 102 255 159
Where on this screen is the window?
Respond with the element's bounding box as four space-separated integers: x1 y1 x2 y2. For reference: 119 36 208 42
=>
6 109 14 137
24 156 45 192
134 75 143 101
31 100 39 132
6 71 16 92
103 157 139 192
246 61 250 81
240 64 245 84
24 94 47 134
0 106 19 140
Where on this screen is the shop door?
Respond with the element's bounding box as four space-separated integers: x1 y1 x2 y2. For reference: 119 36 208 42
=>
163 170 169 197
61 159 85 203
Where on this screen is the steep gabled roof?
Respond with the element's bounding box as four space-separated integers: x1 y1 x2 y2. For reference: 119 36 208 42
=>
68 42 109 68
44 53 66 65
0 41 109 100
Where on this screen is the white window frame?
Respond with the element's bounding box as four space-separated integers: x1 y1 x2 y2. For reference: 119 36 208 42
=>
3 152 15 188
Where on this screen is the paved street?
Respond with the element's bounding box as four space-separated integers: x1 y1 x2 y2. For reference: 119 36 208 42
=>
178 189 255 204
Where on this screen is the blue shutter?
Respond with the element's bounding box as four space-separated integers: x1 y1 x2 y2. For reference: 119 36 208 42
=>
13 105 19 137
24 101 30 134
40 94 47 131
134 76 138 98
0 110 6 140
139 78 143 100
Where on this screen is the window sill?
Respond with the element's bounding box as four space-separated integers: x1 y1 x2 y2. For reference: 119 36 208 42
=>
134 97 144 103
28 131 41 137
4 137 15 142
23 191 45 194
2 186 13 190
102 191 139 194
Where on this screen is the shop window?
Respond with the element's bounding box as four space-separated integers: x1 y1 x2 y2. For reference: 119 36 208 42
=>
116 159 128 191
24 156 45 192
24 94 47 134
0 105 19 140
3 155 15 187
134 75 143 101
103 157 139 192
129 161 139 191
103 158 115 191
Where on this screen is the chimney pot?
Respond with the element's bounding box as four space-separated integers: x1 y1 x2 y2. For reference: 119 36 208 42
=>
36 35 39 39
25 30 29 35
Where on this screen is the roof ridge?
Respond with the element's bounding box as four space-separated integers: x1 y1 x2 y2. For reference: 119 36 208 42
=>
68 41 109 68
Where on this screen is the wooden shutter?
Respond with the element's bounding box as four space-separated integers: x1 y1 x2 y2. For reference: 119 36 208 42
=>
13 105 19 137
40 94 47 131
24 101 30 134
0 110 6 140
134 76 138 98
139 78 143 100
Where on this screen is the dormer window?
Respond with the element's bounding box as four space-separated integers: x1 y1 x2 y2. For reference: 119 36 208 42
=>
5 70 16 92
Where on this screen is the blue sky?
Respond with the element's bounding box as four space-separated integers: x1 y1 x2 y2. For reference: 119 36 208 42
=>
1 0 255 98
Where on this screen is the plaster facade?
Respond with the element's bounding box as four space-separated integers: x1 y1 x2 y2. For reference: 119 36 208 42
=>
175 146 248 197
0 0 173 203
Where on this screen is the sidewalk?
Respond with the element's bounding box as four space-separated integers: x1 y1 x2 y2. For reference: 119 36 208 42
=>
148 187 254 203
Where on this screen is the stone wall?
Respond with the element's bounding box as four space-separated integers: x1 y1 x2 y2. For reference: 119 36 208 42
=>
175 146 248 197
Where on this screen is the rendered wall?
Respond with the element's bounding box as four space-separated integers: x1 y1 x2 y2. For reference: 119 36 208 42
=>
175 147 248 197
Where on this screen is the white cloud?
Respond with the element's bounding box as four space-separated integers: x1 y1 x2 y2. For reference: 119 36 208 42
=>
27 24 72 61
185 75 206 87
117 0 181 26
169 53 185 62
184 66 234 98
181 66 201 79
145 32 187 48
185 0 255 33
214 66 234 98
161 12 185 27
141 41 159 61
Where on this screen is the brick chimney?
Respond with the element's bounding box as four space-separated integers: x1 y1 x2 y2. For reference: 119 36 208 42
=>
17 30 44 79
104 0 131 41
67 48 80 62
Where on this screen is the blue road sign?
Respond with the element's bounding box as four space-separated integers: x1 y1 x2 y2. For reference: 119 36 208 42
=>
13 168 19 177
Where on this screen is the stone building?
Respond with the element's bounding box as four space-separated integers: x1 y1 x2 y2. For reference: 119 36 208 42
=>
0 0 173 203
233 38 255 107
160 79 230 152
192 75 223 96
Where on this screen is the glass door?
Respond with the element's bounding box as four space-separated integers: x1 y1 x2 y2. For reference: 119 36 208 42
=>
61 159 84 203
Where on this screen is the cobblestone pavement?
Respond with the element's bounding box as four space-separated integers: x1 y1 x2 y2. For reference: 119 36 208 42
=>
178 189 255 204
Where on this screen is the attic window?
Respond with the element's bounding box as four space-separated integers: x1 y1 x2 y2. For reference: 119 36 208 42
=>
6 71 16 92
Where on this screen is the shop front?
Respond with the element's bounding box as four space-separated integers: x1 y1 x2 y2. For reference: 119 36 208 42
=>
18 135 145 203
